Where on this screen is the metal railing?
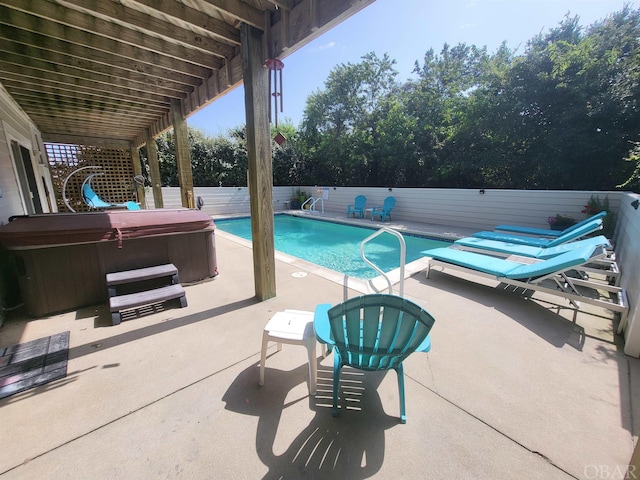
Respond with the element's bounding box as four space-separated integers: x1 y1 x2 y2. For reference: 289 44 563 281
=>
360 227 406 297
301 197 324 214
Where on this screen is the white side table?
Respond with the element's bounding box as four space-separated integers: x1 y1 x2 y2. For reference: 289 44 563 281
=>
259 309 324 395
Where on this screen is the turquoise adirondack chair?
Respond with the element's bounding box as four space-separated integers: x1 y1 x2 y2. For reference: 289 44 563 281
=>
371 196 396 222
314 294 435 423
347 195 367 218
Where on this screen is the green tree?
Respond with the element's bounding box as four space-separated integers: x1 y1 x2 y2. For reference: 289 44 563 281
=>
442 43 518 187
479 9 640 189
271 121 301 185
155 132 178 186
299 52 400 185
189 128 226 186
406 43 492 186
143 126 249 187
620 142 640 190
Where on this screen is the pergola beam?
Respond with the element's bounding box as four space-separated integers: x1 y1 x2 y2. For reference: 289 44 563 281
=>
46 0 237 58
0 41 197 92
202 0 264 29
0 23 215 81
0 1 232 65
126 0 241 45
0 69 171 107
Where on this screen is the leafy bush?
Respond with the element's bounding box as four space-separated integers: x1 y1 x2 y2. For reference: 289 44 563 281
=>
583 195 616 237
547 214 576 228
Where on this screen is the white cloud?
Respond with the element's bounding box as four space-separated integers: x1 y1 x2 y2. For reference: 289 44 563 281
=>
312 41 336 52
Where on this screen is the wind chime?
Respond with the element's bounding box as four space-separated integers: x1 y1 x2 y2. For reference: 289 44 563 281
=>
265 57 286 145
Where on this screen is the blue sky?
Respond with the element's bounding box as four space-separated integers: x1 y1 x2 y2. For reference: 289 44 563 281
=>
188 0 630 137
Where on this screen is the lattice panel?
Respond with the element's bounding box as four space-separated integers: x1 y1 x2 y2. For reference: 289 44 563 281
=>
46 144 136 213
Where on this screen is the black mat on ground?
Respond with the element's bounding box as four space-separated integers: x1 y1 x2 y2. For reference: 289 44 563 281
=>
0 331 69 399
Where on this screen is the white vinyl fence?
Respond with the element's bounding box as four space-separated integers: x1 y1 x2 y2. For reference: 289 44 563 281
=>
156 186 622 231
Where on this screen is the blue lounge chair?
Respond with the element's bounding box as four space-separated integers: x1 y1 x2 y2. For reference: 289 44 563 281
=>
424 244 628 322
428 244 605 279
371 196 396 222
471 216 603 247
82 174 141 211
454 235 611 260
314 294 435 423
347 195 367 218
452 234 620 285
494 211 607 238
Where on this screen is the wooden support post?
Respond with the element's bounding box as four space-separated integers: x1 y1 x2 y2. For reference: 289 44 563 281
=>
170 98 195 209
241 23 276 301
130 143 146 208
145 129 163 208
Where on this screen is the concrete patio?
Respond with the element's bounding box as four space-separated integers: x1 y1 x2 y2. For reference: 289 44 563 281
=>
0 216 638 480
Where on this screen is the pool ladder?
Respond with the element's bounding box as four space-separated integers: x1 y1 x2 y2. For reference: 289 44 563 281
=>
300 197 324 214
344 227 406 300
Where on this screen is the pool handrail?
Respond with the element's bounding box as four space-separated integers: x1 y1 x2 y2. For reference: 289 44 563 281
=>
301 196 324 214
360 227 406 297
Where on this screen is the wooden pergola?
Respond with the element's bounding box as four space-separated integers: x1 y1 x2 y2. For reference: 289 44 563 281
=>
0 0 375 300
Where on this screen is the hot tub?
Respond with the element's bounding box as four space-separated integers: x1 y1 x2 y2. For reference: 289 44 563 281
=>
0 209 218 317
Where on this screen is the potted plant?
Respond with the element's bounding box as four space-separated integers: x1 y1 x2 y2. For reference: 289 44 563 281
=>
290 188 307 209
582 194 616 237
292 188 309 209
547 214 576 231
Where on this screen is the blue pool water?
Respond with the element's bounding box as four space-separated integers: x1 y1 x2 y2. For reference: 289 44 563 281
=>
215 215 450 279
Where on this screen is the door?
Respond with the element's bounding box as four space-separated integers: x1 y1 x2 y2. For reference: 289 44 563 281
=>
10 140 43 215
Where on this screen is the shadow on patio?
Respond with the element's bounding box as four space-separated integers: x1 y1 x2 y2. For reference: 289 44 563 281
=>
223 362 397 479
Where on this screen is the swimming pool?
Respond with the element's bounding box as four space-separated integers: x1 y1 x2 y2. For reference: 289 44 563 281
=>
214 215 450 279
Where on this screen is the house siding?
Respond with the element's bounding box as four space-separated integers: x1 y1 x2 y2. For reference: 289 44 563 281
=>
614 193 640 356
0 84 54 225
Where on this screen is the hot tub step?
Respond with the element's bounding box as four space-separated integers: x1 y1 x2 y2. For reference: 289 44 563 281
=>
109 284 187 326
106 263 179 297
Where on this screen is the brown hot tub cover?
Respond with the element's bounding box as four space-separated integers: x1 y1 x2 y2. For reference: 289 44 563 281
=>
0 209 215 249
